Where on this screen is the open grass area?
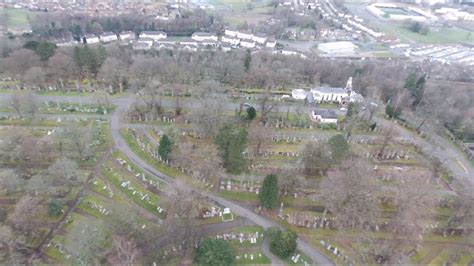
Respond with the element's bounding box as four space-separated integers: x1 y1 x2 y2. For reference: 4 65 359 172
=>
375 22 474 44
102 164 166 218
1 8 35 29
235 251 271 264
121 129 182 178
219 190 259 202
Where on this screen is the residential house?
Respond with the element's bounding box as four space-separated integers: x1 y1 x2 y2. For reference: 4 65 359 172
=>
201 40 218 47
133 41 152 50
100 32 118 43
179 38 198 46
178 44 198 52
221 35 240 46
266 38 276 48
155 43 174 51
311 109 338 124
83 34 100 44
252 34 267 44
224 28 239 37
236 30 254 40
291 89 308 100
119 31 135 41
191 32 218 42
240 39 256 49
155 38 179 45
140 31 167 41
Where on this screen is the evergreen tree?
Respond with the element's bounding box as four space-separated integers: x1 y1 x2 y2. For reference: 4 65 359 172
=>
259 174 279 209
244 49 251 72
246 106 256 120
196 238 235 266
158 134 173 161
328 134 350 162
215 124 248 174
269 229 297 259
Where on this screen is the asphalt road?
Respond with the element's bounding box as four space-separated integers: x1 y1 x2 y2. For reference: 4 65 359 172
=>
109 97 334 265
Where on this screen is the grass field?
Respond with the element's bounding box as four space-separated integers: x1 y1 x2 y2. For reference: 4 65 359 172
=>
0 8 35 29
374 22 474 44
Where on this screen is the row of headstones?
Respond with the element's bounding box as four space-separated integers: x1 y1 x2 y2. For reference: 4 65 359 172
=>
86 199 110 215
214 231 261 244
220 179 261 194
116 157 160 190
366 150 410 160
348 137 383 145
272 136 303 143
319 240 353 265
202 206 221 218
262 150 300 158
130 115 176 123
290 253 310 265
46 241 72 259
235 253 264 261
92 179 114 198
106 165 165 214
285 213 336 229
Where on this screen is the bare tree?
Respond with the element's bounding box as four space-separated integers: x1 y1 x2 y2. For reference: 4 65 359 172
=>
377 126 394 159
98 57 128 93
300 141 331 176
23 67 46 89
9 92 39 119
191 96 226 138
109 235 139 266
257 92 276 124
4 49 41 78
249 122 272 155
319 157 380 229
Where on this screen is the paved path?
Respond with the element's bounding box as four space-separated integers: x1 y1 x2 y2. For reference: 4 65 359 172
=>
109 97 334 265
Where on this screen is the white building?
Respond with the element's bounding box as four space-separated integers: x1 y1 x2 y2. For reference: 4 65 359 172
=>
84 34 99 44
100 32 118 43
221 45 232 52
252 34 267 44
178 44 198 52
236 31 254 40
224 29 239 37
119 31 135 41
311 87 349 103
136 37 154 47
155 38 178 45
180 39 198 46
266 39 276 48
240 39 256 49
140 31 167 41
318 41 357 54
311 109 338 124
291 89 308 100
221 35 240 45
192 32 218 42
133 41 152 50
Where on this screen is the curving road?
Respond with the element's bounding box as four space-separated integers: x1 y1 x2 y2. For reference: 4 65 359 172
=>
109 98 334 265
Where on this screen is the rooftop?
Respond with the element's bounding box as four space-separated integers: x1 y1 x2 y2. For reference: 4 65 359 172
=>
313 109 338 119
311 87 348 94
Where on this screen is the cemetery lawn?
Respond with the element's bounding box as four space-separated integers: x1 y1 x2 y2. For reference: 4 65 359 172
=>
228 226 265 248
283 250 313 265
121 128 181 178
220 190 259 203
102 164 166 219
235 251 271 264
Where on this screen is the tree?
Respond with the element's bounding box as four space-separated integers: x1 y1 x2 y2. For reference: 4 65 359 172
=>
385 103 402 119
48 198 63 216
23 66 46 88
215 124 248 174
9 91 39 119
196 238 235 266
158 134 173 161
64 219 106 264
328 134 350 162
244 48 251 72
260 174 279 209
300 141 331 176
319 157 380 229
192 96 226 138
246 106 256 120
4 49 41 77
269 229 297 259
249 123 272 154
